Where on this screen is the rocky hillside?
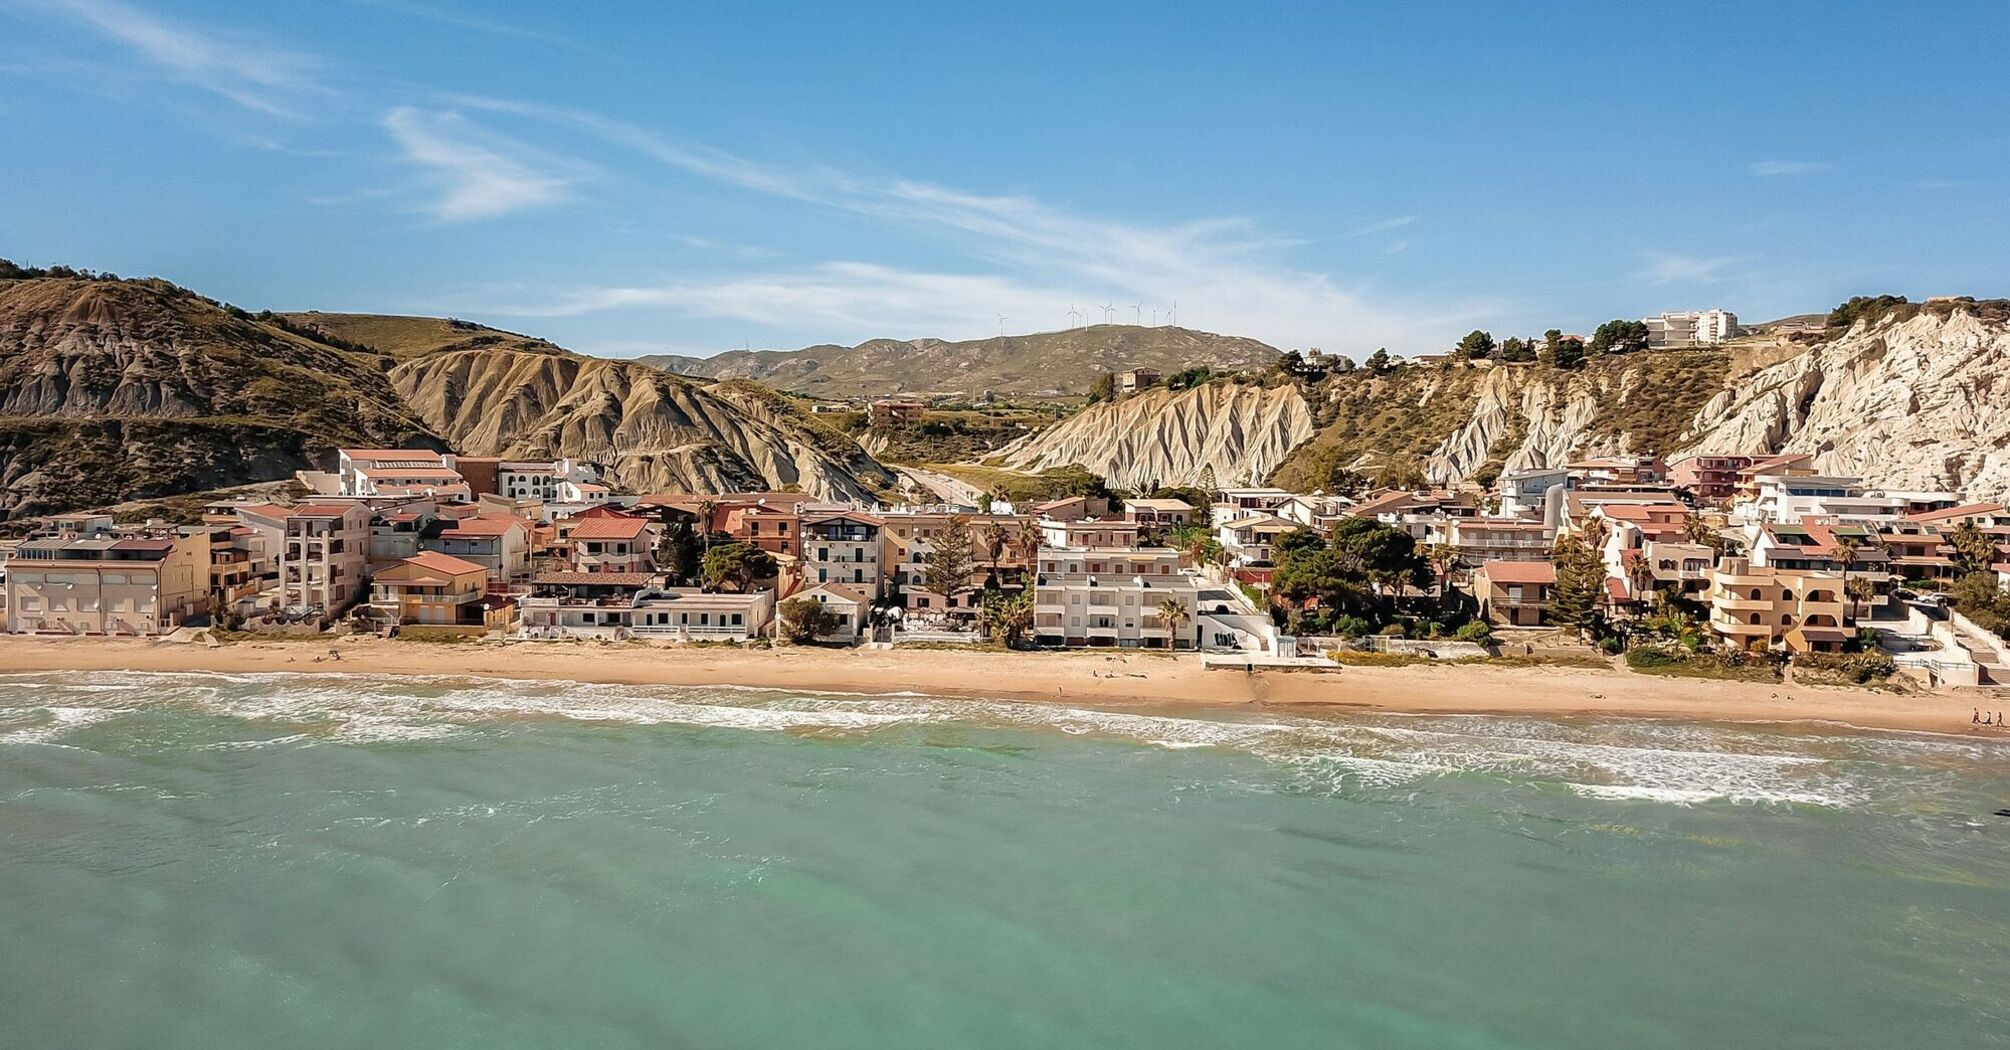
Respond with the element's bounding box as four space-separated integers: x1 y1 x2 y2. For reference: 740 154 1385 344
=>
1681 304 2010 501
641 324 1281 398
1270 351 1734 491
990 382 1314 490
389 349 896 501
0 275 438 518
0 280 898 517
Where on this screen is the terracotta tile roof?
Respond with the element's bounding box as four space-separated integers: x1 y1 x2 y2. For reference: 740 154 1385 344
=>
288 503 361 519
400 551 486 576
340 448 444 460
1905 502 2006 523
1480 560 1557 585
231 503 294 521
567 517 650 540
358 466 464 480
443 515 525 537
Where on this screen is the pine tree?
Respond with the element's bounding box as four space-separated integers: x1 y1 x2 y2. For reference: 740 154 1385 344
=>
1549 533 1607 632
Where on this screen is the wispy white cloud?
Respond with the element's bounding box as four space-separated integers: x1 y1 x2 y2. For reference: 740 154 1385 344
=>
1638 252 1741 286
1383 239 1411 255
28 0 322 116
1750 160 1829 177
340 0 596 54
1350 215 1416 236
382 106 577 221
445 98 1483 349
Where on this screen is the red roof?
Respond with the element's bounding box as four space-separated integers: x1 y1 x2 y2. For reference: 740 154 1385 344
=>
1480 560 1557 585
359 466 464 480
1906 502 2006 523
399 551 486 576
231 503 293 521
288 503 361 519
567 516 650 540
444 515 525 537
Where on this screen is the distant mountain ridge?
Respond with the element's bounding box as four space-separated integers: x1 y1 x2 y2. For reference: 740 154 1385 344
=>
638 324 1282 397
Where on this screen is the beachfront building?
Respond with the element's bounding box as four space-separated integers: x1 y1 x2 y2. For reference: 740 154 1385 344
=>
278 503 372 614
517 586 773 642
1639 540 1717 599
799 509 886 596
1705 557 1849 654
1473 560 1556 627
1028 495 1113 523
1040 517 1143 551
566 515 656 575
881 510 1036 621
786 583 871 644
1030 545 1201 649
369 551 511 630
4 518 209 636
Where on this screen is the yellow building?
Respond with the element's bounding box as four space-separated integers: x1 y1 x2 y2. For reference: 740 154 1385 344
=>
369 551 501 628
1705 557 1848 654
4 519 209 636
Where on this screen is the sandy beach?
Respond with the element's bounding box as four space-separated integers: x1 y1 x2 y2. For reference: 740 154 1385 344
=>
3 634 2005 737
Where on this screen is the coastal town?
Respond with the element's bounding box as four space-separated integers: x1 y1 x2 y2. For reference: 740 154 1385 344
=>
5 434 2009 693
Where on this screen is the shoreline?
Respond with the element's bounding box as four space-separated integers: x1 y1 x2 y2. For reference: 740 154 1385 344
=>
3 635 2007 739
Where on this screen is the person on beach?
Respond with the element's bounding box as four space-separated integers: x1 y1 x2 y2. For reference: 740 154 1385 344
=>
1978 709 1985 724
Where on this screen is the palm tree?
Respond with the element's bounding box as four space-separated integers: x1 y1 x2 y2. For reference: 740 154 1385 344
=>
1156 596 1193 649
979 520 1009 582
1626 552 1657 611
1845 574 1876 624
696 498 720 559
1826 539 1860 622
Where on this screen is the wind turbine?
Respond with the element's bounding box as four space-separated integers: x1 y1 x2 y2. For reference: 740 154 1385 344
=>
1101 302 1115 324
1168 300 1178 327
996 314 1009 338
1067 304 1080 328
1151 306 1159 326
1131 303 1143 325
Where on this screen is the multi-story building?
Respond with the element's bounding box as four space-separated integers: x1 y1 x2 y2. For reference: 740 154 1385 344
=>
1030 546 1201 649
1122 498 1194 528
4 518 209 635
1040 517 1142 551
369 551 509 629
1666 454 1756 504
496 459 597 501
880 510 1037 620
423 513 533 582
1705 558 1849 654
1495 467 1571 518
1215 513 1299 566
1473 560 1555 626
868 399 927 427
1273 494 1354 534
566 515 656 575
798 509 885 596
1644 309 1738 348
1639 540 1717 598
1028 495 1112 523
1447 519 1555 568
278 504 371 614
335 448 468 500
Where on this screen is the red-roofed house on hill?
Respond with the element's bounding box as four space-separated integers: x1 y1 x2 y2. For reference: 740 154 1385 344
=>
566 515 657 574
1474 560 1557 626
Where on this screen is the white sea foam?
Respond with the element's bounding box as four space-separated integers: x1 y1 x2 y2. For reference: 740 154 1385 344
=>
0 670 1947 807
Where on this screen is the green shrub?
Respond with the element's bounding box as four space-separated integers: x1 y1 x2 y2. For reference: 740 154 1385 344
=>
1453 621 1492 643
1793 651 1897 684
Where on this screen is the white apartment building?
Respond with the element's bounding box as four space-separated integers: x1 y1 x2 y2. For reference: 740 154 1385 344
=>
1731 475 1910 526
334 448 468 499
517 588 773 642
799 510 885 597
1645 309 1738 348
496 459 598 501
1031 546 1201 649
5 518 209 635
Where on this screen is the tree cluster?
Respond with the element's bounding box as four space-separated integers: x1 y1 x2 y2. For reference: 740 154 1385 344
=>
1588 319 1651 355
1268 519 1433 634
1827 295 1911 331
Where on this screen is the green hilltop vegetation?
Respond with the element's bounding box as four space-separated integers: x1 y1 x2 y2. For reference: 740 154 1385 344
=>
639 323 1282 398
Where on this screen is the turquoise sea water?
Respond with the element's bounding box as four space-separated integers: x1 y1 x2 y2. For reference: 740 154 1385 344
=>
3 672 2008 1049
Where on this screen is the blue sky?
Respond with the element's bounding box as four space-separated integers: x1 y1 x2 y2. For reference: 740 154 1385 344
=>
2 1 2005 358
